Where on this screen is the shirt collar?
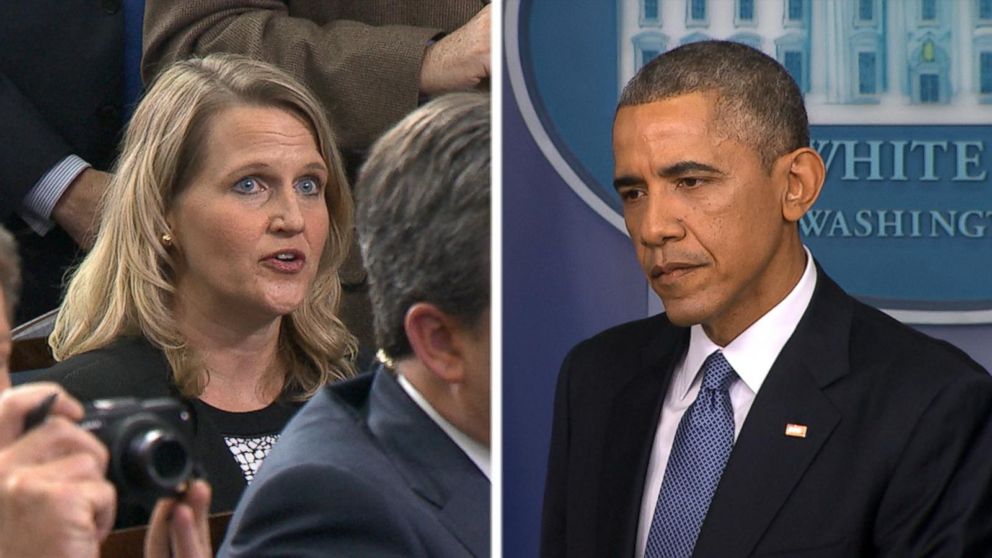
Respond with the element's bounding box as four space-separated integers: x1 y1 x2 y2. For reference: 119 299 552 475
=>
396 374 491 480
673 247 818 398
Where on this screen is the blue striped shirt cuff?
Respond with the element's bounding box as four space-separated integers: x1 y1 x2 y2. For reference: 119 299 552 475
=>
20 154 91 236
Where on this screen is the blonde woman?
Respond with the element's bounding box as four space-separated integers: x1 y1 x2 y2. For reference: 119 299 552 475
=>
34 54 356 527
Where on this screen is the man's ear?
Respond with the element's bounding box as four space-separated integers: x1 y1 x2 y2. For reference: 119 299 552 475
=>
779 147 825 223
404 303 465 383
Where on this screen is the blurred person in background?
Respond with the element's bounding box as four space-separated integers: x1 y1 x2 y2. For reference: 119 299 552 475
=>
0 0 134 323
142 1 490 161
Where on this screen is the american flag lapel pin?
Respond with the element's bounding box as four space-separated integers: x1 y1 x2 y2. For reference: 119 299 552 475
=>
785 423 808 438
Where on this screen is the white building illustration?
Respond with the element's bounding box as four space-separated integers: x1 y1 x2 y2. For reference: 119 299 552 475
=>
618 0 992 123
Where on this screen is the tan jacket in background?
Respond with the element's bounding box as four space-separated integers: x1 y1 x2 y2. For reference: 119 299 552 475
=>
142 0 484 154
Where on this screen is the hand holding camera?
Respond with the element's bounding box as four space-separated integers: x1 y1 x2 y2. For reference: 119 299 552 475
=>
0 383 114 558
0 387 212 557
79 397 196 509
145 478 213 558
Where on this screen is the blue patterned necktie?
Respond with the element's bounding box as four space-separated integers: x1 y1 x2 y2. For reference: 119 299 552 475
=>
645 351 737 558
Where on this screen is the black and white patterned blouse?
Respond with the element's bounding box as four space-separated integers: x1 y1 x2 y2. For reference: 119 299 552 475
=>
193 399 300 484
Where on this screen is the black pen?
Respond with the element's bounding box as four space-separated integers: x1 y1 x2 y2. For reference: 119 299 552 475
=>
23 393 58 433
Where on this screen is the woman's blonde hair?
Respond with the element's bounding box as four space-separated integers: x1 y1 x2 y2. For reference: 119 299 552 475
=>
50 54 356 399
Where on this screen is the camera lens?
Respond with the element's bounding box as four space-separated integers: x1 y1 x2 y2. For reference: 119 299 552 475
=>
128 428 193 493
149 436 188 482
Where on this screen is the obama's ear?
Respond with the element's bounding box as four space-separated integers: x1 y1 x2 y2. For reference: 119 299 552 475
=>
779 147 825 223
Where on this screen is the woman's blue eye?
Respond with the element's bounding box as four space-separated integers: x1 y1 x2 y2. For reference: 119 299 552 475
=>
296 177 321 196
233 177 260 194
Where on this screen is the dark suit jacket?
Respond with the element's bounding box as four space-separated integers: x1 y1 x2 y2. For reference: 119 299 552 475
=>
542 271 992 557
0 0 125 323
218 368 490 557
29 337 265 527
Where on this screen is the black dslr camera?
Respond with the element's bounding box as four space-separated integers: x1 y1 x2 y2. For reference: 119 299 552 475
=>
80 397 196 508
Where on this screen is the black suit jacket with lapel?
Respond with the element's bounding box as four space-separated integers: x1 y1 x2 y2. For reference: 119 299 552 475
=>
542 270 992 557
0 0 125 323
218 367 491 557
